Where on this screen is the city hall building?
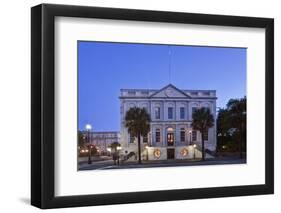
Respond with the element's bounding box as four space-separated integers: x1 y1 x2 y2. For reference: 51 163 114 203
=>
119 84 217 160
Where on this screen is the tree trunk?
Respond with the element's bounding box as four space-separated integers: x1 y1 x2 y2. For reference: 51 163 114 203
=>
137 133 142 164
201 132 205 161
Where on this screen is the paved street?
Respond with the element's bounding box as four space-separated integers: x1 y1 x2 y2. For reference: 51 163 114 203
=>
78 157 246 171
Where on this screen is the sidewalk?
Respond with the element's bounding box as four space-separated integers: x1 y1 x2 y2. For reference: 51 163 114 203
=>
78 155 111 163
78 156 246 171
79 158 114 170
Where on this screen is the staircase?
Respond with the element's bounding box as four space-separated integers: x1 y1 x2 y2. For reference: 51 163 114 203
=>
122 146 148 162
194 143 215 159
122 151 137 162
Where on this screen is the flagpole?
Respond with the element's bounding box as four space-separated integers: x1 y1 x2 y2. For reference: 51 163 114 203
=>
168 46 172 83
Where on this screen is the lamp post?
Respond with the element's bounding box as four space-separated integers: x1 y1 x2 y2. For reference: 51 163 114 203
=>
85 124 92 164
116 145 122 165
145 145 149 161
193 144 197 159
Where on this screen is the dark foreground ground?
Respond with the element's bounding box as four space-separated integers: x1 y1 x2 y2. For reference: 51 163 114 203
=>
78 155 246 171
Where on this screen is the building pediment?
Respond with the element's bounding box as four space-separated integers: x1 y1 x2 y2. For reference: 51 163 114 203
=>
150 84 191 98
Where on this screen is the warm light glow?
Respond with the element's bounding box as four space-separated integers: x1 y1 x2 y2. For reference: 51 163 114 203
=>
145 145 149 149
193 144 197 148
153 149 161 158
116 146 122 150
85 124 92 130
167 127 174 132
107 147 111 152
180 148 188 156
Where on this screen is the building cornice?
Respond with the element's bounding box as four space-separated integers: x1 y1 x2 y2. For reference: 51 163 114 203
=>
150 120 192 124
119 97 217 100
149 84 192 98
120 84 217 99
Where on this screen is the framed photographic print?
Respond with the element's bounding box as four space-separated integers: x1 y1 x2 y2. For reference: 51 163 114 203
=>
31 3 274 209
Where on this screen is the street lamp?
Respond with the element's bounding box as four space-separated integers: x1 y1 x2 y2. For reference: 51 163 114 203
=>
145 145 149 161
116 145 122 165
193 144 197 159
85 124 92 164
85 124 92 131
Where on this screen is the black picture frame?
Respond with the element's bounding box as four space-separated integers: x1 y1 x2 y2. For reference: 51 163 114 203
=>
31 3 274 209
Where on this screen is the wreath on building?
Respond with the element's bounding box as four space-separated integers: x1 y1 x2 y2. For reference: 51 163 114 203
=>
180 148 188 157
153 149 161 159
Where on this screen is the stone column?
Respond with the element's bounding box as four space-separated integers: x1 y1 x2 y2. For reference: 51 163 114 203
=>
162 100 165 120
162 124 166 147
151 125 154 147
175 101 177 120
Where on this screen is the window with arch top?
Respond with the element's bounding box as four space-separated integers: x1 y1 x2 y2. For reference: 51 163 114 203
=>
180 128 186 142
155 129 161 143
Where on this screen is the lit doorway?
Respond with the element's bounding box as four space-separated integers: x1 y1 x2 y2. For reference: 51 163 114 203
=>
167 133 174 146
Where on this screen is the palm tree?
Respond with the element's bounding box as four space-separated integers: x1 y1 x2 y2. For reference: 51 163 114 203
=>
125 107 151 164
192 108 214 161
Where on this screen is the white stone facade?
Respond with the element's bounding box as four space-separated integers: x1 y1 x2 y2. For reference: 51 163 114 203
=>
119 84 217 160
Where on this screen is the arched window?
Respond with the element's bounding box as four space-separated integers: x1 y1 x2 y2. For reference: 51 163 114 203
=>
192 130 197 141
155 107 160 119
201 103 212 113
180 128 185 142
155 129 161 143
180 107 185 119
168 107 173 119
192 107 198 115
129 134 135 143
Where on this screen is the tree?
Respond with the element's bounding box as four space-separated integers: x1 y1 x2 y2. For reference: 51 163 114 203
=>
125 107 151 164
216 108 232 152
217 109 231 138
227 97 246 158
216 97 247 156
192 108 214 161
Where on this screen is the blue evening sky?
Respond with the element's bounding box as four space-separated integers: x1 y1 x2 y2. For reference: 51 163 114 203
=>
78 41 246 131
